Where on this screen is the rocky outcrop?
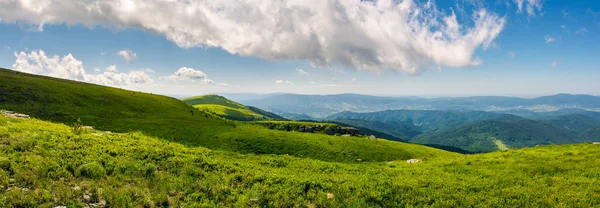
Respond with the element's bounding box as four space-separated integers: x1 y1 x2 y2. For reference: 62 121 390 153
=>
259 122 362 137
324 126 361 136
1 110 30 119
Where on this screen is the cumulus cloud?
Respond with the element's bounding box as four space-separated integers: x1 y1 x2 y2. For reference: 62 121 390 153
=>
544 36 555 44
0 0 505 74
275 80 292 85
296 69 308 77
161 67 228 86
13 50 152 86
106 65 118 72
117 49 137 63
513 0 543 17
161 67 207 82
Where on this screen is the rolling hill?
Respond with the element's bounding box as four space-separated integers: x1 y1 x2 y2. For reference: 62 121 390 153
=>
183 94 286 121
0 68 448 163
1 116 599 206
540 114 600 133
327 110 520 137
411 119 583 153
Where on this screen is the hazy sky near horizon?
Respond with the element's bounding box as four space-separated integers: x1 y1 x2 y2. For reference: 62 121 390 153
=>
0 0 599 97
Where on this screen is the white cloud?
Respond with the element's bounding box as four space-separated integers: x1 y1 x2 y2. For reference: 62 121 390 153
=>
161 67 207 82
576 28 588 35
216 83 229 87
13 50 152 86
296 69 308 77
560 25 566 29
14 50 86 80
544 36 555 44
117 49 137 63
200 79 215 84
309 81 317 84
106 65 117 72
4 46 10 50
352 78 357 82
552 61 558 68
161 67 227 86
0 0 506 74
507 51 516 58
275 80 292 85
513 0 543 17
332 77 338 82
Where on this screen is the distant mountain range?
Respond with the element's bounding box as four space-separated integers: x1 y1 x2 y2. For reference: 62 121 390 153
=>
327 109 600 153
235 93 600 119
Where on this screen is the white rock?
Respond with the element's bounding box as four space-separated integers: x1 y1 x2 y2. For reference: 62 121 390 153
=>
406 159 421 164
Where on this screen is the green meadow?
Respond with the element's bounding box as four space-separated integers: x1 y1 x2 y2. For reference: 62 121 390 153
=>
1 117 599 207
1 68 600 207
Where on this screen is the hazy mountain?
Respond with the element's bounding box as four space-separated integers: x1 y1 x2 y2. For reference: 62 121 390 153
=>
240 93 600 118
327 110 521 133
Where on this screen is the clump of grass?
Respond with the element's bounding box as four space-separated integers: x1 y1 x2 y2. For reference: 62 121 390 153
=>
77 162 106 179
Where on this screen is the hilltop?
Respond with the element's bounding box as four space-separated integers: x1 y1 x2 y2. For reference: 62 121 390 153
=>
182 94 285 121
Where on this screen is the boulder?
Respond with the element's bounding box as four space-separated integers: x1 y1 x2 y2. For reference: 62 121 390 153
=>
341 134 351 137
369 135 376 140
593 142 600 145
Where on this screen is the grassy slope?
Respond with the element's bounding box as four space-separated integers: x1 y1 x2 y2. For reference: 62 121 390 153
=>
193 104 266 121
183 94 285 121
0 68 447 163
1 117 599 207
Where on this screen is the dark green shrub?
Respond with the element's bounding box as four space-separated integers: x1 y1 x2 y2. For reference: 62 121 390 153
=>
77 162 106 179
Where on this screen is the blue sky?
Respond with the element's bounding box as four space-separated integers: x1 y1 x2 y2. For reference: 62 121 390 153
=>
0 0 599 97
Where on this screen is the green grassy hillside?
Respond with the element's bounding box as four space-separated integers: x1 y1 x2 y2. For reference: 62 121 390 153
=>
1 116 599 207
541 114 600 133
183 94 285 121
411 119 582 153
0 68 447 163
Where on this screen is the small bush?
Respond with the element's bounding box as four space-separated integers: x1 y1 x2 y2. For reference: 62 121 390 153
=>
73 118 83 135
77 162 106 179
